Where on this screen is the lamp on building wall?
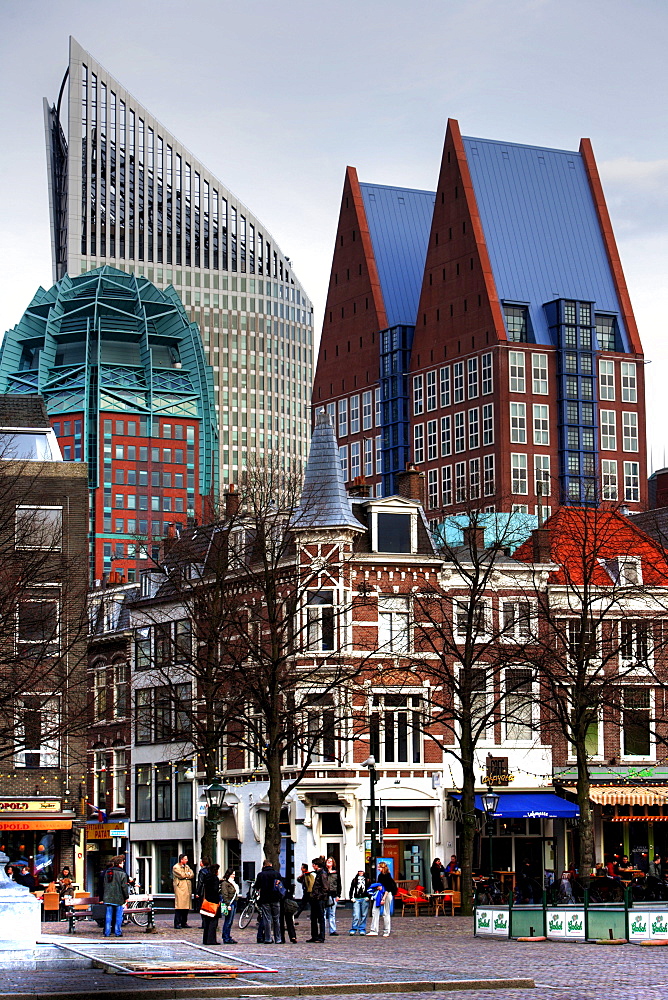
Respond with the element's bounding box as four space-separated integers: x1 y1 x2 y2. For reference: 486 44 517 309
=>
481 786 500 877
362 756 378 879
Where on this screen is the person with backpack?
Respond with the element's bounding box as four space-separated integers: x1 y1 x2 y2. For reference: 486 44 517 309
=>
102 855 129 938
307 857 329 942
294 863 314 920
324 856 342 935
253 859 284 943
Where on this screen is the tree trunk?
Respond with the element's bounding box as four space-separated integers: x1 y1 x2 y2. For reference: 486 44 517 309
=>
575 740 593 886
459 728 477 917
263 749 283 870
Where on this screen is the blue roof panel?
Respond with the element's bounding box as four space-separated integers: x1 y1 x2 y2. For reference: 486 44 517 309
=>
462 137 628 349
360 183 435 329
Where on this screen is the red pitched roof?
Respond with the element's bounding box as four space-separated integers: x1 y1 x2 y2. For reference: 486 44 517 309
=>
513 507 668 586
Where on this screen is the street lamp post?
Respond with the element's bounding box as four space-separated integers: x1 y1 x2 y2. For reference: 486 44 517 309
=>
362 756 378 879
204 778 227 864
481 786 500 878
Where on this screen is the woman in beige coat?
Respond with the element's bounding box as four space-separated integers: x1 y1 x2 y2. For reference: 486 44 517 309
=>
172 854 194 928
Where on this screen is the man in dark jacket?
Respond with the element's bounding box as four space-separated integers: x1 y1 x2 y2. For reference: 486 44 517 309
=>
307 857 328 942
253 860 283 943
103 855 129 937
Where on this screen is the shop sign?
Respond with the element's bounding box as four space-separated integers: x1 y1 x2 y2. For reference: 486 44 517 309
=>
651 914 668 940
0 819 71 830
0 799 60 813
86 822 126 840
546 910 566 938
475 908 493 934
492 910 509 936
629 913 650 941
565 911 585 939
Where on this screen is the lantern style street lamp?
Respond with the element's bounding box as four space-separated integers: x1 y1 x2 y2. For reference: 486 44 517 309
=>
481 787 500 877
362 756 378 879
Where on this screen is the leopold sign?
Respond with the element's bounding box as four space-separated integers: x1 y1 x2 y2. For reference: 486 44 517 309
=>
0 799 60 813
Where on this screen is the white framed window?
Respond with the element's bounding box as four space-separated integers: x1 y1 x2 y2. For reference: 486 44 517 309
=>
426 370 437 411
599 360 615 401
427 468 439 510
455 461 466 503
600 410 617 450
620 620 652 669
94 666 107 721
468 357 478 399
512 504 529 513
621 362 637 403
327 401 336 425
532 353 548 394
511 453 528 494
602 459 618 500
350 394 360 434
378 596 411 654
307 590 335 652
442 465 453 505
114 660 129 716
482 403 494 446
455 599 488 639
17 597 59 654
339 445 348 482
15 695 60 768
468 408 479 449
369 692 422 763
533 404 549 445
113 750 128 811
350 441 361 479
375 434 382 475
502 601 532 640
510 402 526 443
483 454 495 496
504 667 536 742
624 461 640 502
621 688 653 759
338 397 348 437
362 390 373 430
364 437 373 478
566 620 599 663
623 412 638 452
441 415 451 457
509 351 525 392
427 419 438 461
414 424 424 463
534 455 551 496
469 458 480 500
15 506 63 551
375 387 381 425
454 412 465 453
469 668 491 739
413 374 424 415
440 366 450 407
453 362 464 403
481 353 493 394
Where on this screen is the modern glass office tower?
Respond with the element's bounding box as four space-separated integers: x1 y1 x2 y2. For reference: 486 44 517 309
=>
0 267 218 582
44 37 314 483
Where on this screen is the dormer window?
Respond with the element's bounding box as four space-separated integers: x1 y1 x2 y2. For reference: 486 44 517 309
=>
378 513 411 553
605 556 642 587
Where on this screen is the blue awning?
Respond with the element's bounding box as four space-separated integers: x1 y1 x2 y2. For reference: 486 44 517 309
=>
451 792 579 819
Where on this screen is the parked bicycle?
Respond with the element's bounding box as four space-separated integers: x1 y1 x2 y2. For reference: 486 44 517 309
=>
123 882 154 926
238 879 261 929
475 877 507 905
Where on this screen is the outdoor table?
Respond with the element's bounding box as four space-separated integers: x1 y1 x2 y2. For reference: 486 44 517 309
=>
429 892 454 916
494 870 516 892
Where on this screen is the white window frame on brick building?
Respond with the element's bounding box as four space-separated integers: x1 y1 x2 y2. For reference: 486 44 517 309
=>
440 366 450 407
413 374 424 415
427 419 438 461
369 690 422 764
623 412 638 452
414 424 425 463
441 415 451 457
468 408 479 450
453 362 465 403
481 353 493 395
601 410 617 450
468 357 478 399
509 351 525 393
534 455 551 496
454 412 465 453
350 394 360 434
533 404 549 445
510 402 526 444
484 454 495 496
511 453 528 494
377 596 411 654
624 461 640 502
532 353 548 394
426 370 437 411
602 459 618 501
362 390 373 430
599 359 615 401
621 362 637 403
338 397 348 437
482 403 494 446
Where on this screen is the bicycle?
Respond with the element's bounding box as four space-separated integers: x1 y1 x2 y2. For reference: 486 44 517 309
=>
238 879 261 929
124 882 154 926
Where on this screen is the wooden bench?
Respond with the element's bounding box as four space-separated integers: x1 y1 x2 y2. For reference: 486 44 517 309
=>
66 896 155 934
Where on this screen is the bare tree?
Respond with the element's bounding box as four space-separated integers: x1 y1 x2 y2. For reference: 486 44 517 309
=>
0 453 89 767
515 505 668 884
134 462 370 865
407 506 540 915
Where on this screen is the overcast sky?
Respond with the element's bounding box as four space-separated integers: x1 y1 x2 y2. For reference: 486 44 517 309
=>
1 0 666 462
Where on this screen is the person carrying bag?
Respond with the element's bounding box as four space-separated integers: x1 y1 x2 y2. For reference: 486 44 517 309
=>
200 863 222 945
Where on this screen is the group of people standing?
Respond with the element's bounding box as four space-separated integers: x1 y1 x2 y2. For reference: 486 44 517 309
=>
172 854 240 945
300 857 398 941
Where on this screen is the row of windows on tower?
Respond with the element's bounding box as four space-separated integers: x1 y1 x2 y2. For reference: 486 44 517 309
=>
330 390 382 438
80 64 289 280
504 303 618 349
413 354 494 414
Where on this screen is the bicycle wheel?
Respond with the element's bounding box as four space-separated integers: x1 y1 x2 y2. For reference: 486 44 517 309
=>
238 901 255 929
130 906 150 926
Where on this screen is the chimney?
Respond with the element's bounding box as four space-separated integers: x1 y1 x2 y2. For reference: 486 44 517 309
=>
462 525 486 552
225 483 241 519
532 527 551 563
396 463 425 505
348 476 372 499
161 522 178 557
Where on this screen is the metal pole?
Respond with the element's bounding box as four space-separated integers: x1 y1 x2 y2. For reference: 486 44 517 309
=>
487 817 494 877
369 763 377 878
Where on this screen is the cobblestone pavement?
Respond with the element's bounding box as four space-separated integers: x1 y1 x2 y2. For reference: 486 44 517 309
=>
0 910 665 998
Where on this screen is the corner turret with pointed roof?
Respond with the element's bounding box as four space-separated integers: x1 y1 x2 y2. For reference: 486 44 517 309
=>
293 411 365 532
